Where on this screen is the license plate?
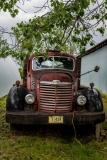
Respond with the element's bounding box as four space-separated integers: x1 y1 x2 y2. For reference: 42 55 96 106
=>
49 116 63 123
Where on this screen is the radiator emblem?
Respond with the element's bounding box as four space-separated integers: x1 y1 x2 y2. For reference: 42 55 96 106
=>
52 80 60 84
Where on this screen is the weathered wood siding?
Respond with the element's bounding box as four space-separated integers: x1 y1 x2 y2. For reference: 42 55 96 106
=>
81 45 107 94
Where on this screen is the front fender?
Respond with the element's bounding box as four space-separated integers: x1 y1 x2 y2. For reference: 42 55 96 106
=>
74 87 103 112
6 86 29 111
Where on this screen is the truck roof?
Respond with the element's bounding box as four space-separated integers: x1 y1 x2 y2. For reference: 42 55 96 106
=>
29 50 77 61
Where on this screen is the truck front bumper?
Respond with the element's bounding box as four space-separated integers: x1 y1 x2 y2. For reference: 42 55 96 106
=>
6 111 105 125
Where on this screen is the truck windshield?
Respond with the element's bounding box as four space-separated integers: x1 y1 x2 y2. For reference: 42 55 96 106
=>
32 56 74 71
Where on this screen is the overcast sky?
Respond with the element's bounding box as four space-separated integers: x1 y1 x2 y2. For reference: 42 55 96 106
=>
0 0 48 43
1 0 48 29
0 0 107 50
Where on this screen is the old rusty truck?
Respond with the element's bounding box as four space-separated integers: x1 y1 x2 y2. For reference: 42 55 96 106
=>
6 50 105 126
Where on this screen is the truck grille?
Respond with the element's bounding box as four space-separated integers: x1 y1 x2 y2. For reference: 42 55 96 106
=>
37 81 73 113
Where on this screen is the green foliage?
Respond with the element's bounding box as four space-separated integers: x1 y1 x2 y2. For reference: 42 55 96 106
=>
1 0 107 59
0 36 12 58
18 68 23 79
0 0 18 17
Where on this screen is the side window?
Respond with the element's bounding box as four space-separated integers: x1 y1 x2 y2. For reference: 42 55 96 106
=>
32 57 44 70
32 58 38 70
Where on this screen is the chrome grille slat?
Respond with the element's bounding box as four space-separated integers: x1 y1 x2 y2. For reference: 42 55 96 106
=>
40 97 55 100
40 105 55 108
40 94 55 96
56 102 71 104
57 107 70 109
40 103 71 106
40 103 55 106
56 97 71 99
38 81 73 113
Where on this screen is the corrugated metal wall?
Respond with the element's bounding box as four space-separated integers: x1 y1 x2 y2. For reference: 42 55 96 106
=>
0 57 21 98
81 45 107 94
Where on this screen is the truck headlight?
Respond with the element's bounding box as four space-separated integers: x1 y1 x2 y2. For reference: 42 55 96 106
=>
77 95 87 106
25 94 35 104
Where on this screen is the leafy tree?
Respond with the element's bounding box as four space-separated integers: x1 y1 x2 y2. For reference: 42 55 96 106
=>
0 0 107 60
0 0 19 17
0 36 11 58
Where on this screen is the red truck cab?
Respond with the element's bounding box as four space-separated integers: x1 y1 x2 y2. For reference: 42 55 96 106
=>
6 51 105 125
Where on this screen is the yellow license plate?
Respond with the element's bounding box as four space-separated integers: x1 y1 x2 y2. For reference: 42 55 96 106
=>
49 116 63 123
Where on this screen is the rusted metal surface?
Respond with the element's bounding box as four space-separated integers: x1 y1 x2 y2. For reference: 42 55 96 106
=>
6 111 105 125
36 73 74 113
38 81 73 113
40 73 72 82
28 52 78 79
6 50 105 126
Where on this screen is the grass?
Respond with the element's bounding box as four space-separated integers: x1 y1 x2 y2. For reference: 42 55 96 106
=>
0 96 107 160
102 93 107 116
100 93 107 132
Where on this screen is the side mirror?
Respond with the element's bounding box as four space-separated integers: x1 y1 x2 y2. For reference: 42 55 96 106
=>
80 66 100 76
94 66 100 72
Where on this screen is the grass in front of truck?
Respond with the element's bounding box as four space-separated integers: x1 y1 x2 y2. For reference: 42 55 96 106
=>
0 96 107 160
102 93 107 117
